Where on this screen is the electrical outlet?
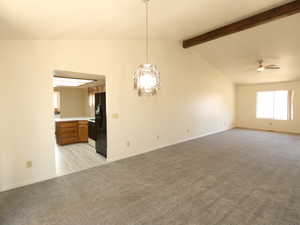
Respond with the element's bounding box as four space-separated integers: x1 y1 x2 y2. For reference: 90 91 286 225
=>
156 135 160 140
126 141 130 147
26 161 32 168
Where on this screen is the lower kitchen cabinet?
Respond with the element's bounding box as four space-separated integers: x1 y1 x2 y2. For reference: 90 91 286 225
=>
78 121 88 142
56 120 88 145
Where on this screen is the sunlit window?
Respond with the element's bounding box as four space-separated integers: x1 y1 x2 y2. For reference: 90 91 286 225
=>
53 91 60 110
89 94 95 107
256 90 292 120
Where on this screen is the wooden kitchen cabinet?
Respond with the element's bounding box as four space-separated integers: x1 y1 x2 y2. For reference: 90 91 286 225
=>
56 120 88 145
78 121 88 142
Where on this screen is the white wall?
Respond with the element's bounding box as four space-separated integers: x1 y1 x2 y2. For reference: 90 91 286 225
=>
56 87 89 118
0 41 56 191
236 81 300 133
0 40 235 191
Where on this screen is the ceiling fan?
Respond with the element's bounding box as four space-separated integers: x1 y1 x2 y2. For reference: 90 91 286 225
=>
257 60 280 72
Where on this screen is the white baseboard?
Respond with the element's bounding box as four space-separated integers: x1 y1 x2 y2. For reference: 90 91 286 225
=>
156 127 234 150
110 126 234 162
1 127 233 192
0 174 56 193
236 126 300 135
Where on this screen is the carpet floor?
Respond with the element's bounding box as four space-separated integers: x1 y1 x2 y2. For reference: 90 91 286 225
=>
1 128 300 225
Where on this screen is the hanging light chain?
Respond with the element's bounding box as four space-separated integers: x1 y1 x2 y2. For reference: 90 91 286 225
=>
134 0 160 97
144 0 149 64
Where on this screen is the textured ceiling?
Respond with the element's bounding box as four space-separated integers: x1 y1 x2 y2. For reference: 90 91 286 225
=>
0 0 292 40
0 0 298 84
193 13 300 84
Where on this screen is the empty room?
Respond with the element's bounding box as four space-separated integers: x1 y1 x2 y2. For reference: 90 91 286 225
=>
0 1 300 225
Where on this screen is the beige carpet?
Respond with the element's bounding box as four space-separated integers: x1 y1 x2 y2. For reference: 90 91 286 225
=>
1 128 300 225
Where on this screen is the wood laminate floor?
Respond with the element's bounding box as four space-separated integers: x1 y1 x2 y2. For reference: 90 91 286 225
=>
55 143 106 176
1 129 300 225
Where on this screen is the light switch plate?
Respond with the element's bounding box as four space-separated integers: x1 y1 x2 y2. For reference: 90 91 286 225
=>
112 113 119 119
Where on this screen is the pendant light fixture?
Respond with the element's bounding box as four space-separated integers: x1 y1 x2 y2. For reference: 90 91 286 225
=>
134 0 160 96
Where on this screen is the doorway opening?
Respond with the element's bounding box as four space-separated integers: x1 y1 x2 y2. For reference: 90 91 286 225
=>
52 70 107 176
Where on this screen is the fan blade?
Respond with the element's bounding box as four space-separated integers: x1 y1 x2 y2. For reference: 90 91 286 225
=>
265 65 280 69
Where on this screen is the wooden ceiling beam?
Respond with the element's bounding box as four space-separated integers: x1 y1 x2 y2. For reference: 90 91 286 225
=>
183 0 300 48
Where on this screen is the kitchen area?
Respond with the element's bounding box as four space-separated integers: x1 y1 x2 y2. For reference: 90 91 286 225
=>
53 71 107 176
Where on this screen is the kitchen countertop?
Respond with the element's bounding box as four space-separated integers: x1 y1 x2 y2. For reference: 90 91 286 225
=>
55 117 94 122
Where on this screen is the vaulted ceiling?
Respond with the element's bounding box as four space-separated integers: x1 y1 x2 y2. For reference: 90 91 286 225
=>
0 0 299 84
194 13 300 84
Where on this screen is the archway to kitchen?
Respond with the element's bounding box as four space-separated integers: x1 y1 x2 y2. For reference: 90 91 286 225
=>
52 70 108 177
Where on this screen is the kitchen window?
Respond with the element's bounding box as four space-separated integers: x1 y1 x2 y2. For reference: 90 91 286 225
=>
53 91 60 114
256 90 293 120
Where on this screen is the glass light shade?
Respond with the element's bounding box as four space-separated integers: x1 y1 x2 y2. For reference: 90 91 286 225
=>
134 64 160 96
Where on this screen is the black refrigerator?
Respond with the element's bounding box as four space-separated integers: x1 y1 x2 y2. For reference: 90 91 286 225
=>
95 92 107 158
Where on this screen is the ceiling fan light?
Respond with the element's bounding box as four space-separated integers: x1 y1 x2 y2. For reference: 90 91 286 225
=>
257 66 265 72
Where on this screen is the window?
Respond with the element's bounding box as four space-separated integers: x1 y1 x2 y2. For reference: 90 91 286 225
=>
53 91 60 114
256 90 292 120
89 94 95 107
